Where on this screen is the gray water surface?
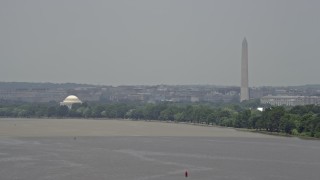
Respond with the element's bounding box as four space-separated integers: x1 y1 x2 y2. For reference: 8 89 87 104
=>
0 136 319 180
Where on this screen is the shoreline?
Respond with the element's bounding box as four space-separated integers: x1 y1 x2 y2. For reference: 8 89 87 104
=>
1 117 318 139
0 118 271 138
236 128 320 140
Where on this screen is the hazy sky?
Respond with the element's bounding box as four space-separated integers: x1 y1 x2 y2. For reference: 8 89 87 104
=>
1 0 319 86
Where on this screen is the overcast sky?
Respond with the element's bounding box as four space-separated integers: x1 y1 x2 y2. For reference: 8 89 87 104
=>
1 0 319 86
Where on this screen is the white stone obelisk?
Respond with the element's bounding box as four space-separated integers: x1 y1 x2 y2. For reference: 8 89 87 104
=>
240 38 249 102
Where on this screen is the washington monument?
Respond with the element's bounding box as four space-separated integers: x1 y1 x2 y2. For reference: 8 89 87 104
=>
240 38 249 102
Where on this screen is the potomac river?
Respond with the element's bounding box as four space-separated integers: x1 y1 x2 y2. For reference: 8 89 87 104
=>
0 118 319 180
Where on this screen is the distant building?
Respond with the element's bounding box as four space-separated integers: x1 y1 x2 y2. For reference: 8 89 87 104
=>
60 95 82 109
261 95 320 106
190 96 199 102
257 107 264 111
0 88 67 102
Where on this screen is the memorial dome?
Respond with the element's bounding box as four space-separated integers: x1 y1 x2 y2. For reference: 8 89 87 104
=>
60 95 82 108
63 95 82 103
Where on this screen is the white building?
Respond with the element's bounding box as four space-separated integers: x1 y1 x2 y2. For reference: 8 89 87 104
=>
60 95 82 109
261 96 320 106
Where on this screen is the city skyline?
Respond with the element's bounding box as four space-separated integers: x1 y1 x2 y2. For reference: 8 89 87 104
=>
1 0 320 86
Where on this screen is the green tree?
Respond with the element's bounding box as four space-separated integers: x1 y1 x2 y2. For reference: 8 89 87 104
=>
280 114 296 134
47 106 57 117
262 107 285 132
235 110 251 128
57 105 69 117
248 110 262 129
91 105 105 117
83 107 92 118
174 112 184 122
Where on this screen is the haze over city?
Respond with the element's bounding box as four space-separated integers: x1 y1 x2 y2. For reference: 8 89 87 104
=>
1 0 319 86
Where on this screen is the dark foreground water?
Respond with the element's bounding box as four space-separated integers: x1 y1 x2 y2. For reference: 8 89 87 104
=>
0 136 319 180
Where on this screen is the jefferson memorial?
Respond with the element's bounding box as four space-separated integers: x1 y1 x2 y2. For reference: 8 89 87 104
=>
60 95 82 109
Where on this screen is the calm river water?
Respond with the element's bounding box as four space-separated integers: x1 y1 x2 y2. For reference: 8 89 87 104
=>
0 118 319 180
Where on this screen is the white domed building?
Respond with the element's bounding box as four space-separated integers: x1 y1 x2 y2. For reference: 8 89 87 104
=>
60 95 82 109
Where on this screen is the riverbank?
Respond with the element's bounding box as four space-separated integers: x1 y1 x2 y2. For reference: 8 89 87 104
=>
0 118 271 138
236 128 320 140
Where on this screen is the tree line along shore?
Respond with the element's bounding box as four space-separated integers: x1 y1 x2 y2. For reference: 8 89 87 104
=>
0 101 320 138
